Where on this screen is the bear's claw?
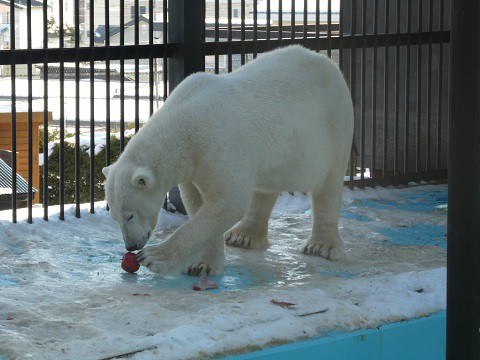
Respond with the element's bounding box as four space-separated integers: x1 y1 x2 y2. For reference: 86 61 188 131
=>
302 241 344 261
224 228 268 249
224 231 253 248
135 244 183 274
187 262 214 276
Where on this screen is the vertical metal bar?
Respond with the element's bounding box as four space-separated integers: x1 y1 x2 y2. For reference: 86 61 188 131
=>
359 0 366 188
278 0 283 43
349 0 356 189
241 0 245 65
10 55 17 222
120 0 125 150
8 0 16 223
382 0 389 179
426 0 433 179
253 0 258 58
163 0 168 98
371 0 378 185
75 0 81 218
327 0 332 57
436 0 444 173
404 0 412 181
134 0 140 132
168 0 203 88
202 1 206 72
135 0 140 43
105 0 112 168
291 0 295 40
27 0 33 223
315 0 319 52
415 0 423 179
303 0 307 40
266 0 271 50
89 0 95 214
214 0 219 74
59 0 65 220
393 0 400 177
148 0 154 116
227 0 232 72
338 0 343 74
43 0 49 220
447 1 480 357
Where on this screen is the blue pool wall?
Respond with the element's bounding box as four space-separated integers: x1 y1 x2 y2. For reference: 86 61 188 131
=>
223 312 446 360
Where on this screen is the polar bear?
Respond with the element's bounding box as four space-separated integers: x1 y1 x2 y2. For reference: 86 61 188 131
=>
102 45 354 276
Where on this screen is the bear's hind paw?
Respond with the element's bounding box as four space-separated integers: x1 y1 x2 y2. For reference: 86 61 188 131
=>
225 231 252 248
224 229 268 249
302 240 345 261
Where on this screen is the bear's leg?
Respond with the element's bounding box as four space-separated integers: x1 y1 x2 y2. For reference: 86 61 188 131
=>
179 182 203 216
224 191 278 249
303 172 345 261
138 187 248 275
179 182 225 276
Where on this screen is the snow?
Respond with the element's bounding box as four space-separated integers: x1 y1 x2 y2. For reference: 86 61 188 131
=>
0 184 447 360
0 78 161 124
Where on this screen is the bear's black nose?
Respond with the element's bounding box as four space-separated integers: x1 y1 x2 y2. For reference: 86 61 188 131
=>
126 245 138 251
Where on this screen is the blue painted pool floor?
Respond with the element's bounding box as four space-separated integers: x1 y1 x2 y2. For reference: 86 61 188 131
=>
343 188 447 250
121 185 446 290
0 185 447 292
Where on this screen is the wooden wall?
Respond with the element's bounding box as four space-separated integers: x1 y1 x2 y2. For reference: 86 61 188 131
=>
0 112 52 203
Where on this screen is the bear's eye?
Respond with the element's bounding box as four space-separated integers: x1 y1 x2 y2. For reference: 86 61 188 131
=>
126 214 134 221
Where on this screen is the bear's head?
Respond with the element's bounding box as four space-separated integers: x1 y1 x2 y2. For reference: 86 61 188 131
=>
102 164 163 251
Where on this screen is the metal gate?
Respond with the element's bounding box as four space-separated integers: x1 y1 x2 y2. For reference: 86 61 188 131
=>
0 0 450 222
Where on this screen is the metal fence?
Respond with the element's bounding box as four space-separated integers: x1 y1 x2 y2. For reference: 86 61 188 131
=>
0 0 450 223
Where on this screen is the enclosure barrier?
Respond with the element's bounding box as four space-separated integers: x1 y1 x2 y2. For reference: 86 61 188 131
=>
2 1 479 358
447 0 480 357
0 0 450 222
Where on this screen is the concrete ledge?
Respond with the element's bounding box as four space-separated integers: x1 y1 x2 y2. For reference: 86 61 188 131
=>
223 312 446 360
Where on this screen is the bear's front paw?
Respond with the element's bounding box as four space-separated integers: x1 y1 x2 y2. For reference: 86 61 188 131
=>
186 262 218 276
302 239 345 261
137 243 182 274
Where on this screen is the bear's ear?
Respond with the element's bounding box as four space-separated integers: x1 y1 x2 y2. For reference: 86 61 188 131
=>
102 166 111 177
131 167 155 188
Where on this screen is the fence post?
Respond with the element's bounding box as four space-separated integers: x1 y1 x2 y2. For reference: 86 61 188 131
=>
168 0 204 91
447 0 480 358
165 0 204 214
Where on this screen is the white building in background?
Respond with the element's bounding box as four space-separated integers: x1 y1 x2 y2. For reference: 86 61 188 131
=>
205 0 255 21
0 0 45 49
46 0 83 28
83 0 161 45
255 0 340 24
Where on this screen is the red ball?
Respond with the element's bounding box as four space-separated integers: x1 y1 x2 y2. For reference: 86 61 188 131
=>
121 252 140 273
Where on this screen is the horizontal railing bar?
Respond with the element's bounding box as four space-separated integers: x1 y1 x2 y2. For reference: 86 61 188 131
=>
205 23 340 39
204 31 450 55
0 31 449 66
0 43 180 66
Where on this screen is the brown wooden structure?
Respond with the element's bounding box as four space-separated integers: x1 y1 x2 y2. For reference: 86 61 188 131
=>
0 112 52 204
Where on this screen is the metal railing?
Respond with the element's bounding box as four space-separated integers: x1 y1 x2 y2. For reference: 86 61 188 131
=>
0 0 450 223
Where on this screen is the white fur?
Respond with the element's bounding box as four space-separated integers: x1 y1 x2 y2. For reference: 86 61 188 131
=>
103 45 354 276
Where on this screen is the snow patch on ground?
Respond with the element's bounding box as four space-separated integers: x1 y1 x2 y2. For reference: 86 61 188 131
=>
0 185 447 359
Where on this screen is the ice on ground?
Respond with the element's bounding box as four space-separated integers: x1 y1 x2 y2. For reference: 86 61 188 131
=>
0 184 447 360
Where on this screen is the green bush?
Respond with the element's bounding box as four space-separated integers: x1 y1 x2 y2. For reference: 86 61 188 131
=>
40 135 132 206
